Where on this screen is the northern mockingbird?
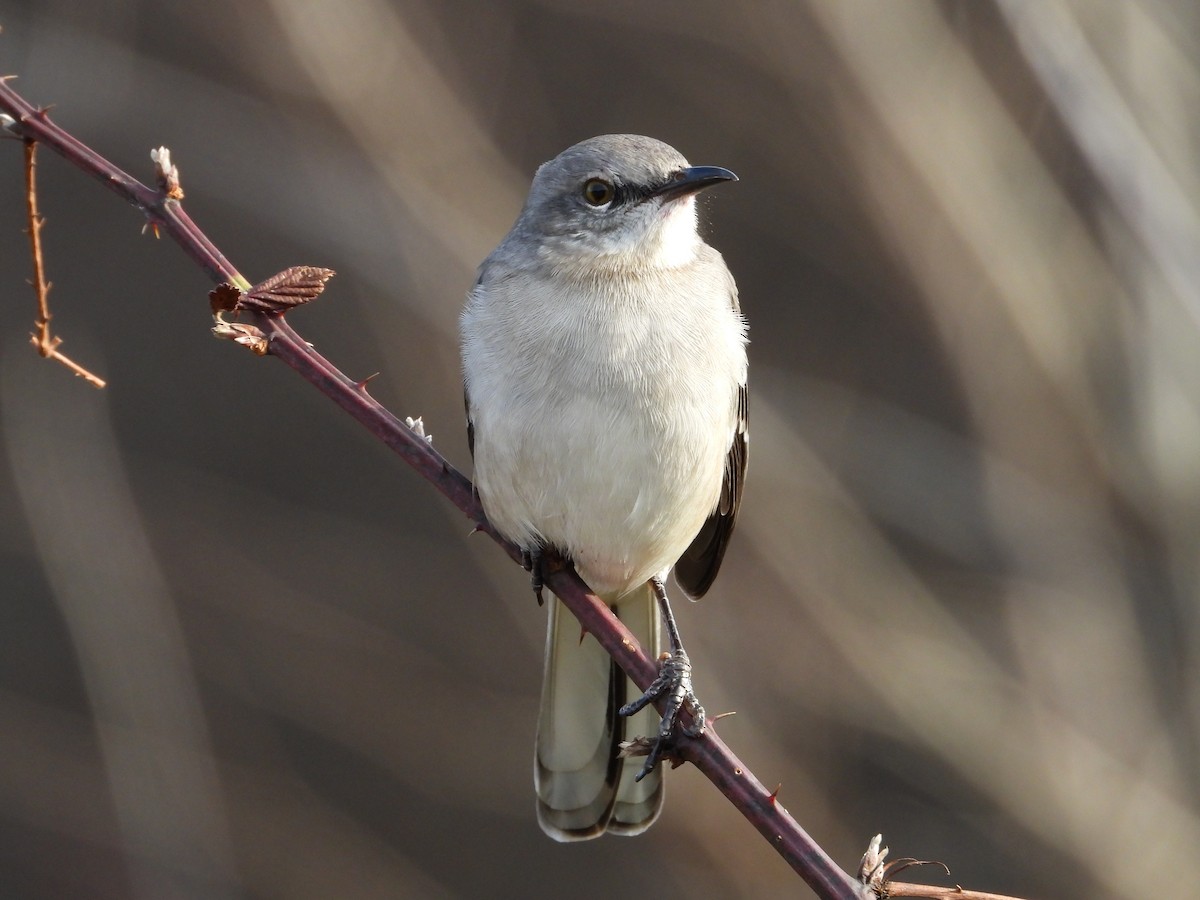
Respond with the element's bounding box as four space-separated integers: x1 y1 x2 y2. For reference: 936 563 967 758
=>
461 134 747 840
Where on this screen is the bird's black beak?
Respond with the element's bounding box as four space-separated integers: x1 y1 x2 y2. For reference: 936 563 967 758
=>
650 165 738 202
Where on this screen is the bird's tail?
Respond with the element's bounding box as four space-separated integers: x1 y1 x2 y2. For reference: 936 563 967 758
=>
534 582 663 840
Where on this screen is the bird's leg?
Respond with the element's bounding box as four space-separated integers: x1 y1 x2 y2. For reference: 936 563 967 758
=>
618 576 706 781
521 546 545 607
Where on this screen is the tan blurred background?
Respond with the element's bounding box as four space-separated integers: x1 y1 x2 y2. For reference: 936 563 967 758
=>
0 1 1197 897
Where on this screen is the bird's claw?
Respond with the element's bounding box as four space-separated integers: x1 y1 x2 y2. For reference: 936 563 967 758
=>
618 647 706 781
521 547 545 606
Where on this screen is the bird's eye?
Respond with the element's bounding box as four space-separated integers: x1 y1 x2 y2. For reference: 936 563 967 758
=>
582 178 614 207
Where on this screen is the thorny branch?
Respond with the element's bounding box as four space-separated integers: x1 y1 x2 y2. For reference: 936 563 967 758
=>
0 74 863 900
21 136 106 387
0 75 1026 900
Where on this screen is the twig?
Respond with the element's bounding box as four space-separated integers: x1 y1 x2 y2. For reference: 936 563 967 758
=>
885 885 1030 900
22 137 106 387
0 78 864 899
857 835 1031 900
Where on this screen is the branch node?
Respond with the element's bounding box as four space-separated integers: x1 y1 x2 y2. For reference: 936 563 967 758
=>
404 415 433 444
29 331 62 357
209 283 243 316
617 734 685 771
150 146 184 200
861 834 889 894
211 318 270 355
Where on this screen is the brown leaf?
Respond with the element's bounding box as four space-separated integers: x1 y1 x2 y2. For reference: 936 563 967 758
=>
240 266 335 313
211 321 269 355
209 282 245 315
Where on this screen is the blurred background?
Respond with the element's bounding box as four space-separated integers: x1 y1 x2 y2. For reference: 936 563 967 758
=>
0 1 1196 897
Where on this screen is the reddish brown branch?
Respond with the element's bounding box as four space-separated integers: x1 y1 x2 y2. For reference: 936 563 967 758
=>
22 138 106 387
0 78 865 900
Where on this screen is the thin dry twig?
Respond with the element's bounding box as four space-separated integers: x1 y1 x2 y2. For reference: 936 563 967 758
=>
23 137 106 388
884 885 1030 900
858 835 1030 900
0 77 870 897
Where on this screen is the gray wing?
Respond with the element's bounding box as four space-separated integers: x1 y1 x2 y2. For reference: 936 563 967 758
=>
675 263 747 600
464 271 484 463
674 381 747 599
465 389 475 461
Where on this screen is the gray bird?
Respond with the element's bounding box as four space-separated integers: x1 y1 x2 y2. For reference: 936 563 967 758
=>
461 134 747 840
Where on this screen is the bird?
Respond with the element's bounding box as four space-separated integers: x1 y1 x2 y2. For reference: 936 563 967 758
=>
460 134 747 840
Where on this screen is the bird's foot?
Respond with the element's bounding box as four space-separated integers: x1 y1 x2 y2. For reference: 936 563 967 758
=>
521 547 545 606
618 646 706 781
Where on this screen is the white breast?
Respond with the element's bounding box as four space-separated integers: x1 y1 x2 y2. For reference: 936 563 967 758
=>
462 261 745 599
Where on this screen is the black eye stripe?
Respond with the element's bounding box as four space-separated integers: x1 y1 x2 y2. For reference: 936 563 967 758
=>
619 182 654 204
580 175 674 207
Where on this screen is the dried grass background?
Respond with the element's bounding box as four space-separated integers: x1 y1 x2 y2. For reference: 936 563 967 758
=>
0 2 1197 898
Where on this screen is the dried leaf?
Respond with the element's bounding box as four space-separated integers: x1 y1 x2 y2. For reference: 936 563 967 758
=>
859 834 888 889
209 282 245 315
211 320 269 355
882 858 952 884
240 266 335 313
617 736 656 759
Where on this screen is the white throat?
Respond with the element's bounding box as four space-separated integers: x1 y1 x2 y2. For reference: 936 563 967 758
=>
650 196 701 268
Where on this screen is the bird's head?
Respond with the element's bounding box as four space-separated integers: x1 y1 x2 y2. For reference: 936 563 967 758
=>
510 134 737 273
